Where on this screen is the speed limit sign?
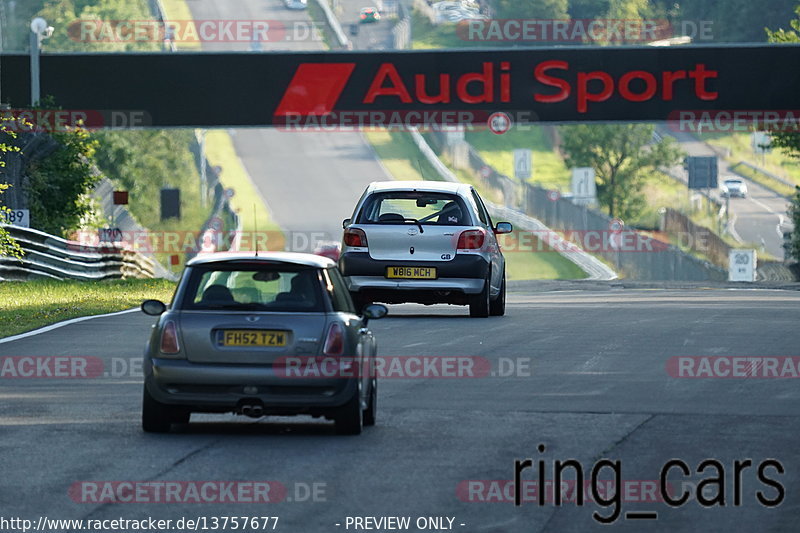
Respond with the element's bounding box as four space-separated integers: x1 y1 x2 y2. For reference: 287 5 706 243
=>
1 209 30 227
487 112 512 135
728 249 756 282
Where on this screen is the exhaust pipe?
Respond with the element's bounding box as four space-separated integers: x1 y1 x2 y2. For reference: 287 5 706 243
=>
239 403 264 418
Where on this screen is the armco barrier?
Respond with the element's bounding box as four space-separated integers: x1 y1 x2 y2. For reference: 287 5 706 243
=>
315 0 351 48
0 225 155 281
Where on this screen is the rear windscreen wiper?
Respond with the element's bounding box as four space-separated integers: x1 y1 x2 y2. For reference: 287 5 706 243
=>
404 218 424 233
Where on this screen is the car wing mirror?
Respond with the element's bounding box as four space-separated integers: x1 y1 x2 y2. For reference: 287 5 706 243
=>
361 303 388 326
494 222 513 234
141 299 167 316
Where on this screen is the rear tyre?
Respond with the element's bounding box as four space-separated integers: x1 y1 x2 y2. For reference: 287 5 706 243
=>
469 274 491 318
363 378 377 426
334 384 364 435
489 271 506 317
142 386 173 433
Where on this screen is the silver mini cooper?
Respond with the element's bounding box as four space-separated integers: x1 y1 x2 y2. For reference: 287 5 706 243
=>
140 252 387 435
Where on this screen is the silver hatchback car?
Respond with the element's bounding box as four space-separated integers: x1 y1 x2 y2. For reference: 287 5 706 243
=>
339 181 512 317
140 252 387 435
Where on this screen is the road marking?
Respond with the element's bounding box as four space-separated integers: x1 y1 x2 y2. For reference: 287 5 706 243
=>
0 308 139 345
748 195 784 215
727 213 744 243
776 215 786 239
745 196 788 250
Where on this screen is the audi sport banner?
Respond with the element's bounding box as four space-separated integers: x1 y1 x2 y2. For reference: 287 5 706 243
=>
1 45 798 129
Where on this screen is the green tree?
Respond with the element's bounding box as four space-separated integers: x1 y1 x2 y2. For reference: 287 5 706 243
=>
0 121 24 258
493 0 569 19
673 0 798 43
766 6 800 159
91 129 201 225
789 186 800 263
22 126 101 237
0 184 24 259
767 5 800 264
568 0 611 19
559 124 683 220
34 0 160 53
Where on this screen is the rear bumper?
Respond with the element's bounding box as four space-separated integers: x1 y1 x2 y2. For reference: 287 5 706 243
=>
339 252 489 304
340 252 488 287
345 276 484 293
145 357 357 414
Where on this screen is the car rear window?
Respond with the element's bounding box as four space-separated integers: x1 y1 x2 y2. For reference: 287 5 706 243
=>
357 191 472 226
181 264 325 312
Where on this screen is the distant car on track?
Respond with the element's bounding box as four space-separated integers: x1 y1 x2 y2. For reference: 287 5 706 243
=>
313 240 342 261
285 0 308 9
359 7 381 22
721 178 748 198
140 252 387 435
339 181 511 317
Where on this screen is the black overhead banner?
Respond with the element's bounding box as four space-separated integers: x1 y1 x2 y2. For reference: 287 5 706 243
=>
1 45 799 128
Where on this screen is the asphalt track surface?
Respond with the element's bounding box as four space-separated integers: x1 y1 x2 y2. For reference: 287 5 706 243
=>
1 287 799 532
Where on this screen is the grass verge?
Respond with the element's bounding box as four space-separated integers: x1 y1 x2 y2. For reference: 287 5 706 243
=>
363 130 441 180
465 125 570 190
0 278 177 339
161 0 202 50
499 234 589 280
410 11 510 49
203 130 284 249
306 1 335 50
729 162 796 198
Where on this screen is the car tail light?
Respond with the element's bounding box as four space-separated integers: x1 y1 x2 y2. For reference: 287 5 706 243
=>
457 229 485 250
160 321 180 354
323 323 344 356
344 228 368 247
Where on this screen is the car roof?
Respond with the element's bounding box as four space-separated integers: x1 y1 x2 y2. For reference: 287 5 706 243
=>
187 251 335 268
366 180 472 196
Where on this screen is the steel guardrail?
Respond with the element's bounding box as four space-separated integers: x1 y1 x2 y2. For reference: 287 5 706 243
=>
0 225 155 281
